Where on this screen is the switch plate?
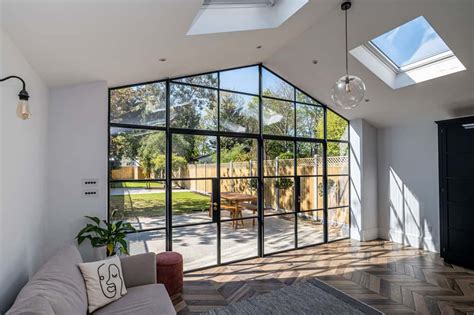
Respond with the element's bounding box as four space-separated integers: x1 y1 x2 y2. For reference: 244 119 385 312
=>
82 178 99 186
83 189 99 197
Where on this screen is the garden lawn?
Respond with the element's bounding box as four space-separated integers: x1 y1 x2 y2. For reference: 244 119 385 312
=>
110 182 164 189
110 191 210 220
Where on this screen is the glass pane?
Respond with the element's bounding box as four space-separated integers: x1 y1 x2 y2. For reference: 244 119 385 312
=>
110 82 166 127
221 178 258 220
328 176 349 208
296 104 324 138
170 83 217 130
172 134 217 178
262 98 294 136
327 142 349 175
264 140 294 176
220 137 257 177
172 179 212 225
299 177 324 211
110 181 166 230
371 16 451 68
327 110 349 141
264 214 295 254
264 177 295 216
173 224 217 271
220 66 259 95
262 68 294 100
298 211 324 246
296 142 323 176
173 73 218 88
127 229 166 256
296 89 317 105
328 207 350 241
220 92 259 133
110 128 165 180
221 219 258 263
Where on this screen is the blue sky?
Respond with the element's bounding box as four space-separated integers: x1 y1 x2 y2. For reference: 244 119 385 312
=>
371 16 451 68
220 66 259 95
219 66 295 98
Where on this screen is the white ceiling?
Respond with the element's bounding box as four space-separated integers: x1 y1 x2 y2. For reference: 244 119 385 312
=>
2 0 473 127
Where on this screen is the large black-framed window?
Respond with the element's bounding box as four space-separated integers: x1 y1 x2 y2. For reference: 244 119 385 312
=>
108 64 350 271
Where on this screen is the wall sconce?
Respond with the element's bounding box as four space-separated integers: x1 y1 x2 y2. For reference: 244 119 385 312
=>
0 75 31 120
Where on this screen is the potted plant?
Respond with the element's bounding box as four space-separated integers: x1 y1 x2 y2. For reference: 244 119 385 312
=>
76 215 136 259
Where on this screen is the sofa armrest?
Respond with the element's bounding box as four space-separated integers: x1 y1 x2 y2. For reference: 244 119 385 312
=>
120 253 156 288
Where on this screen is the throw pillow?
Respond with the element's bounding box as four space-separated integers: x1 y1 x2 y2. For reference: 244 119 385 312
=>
78 255 127 313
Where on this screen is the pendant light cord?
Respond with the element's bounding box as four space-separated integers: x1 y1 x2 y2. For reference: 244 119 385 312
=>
345 8 348 78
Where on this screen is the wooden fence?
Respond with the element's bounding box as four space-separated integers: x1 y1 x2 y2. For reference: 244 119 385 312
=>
112 157 349 224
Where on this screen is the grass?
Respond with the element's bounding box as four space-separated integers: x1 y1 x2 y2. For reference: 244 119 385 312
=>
110 182 165 189
110 191 210 220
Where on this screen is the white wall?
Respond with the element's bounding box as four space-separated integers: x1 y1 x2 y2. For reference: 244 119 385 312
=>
45 81 108 262
377 122 439 252
0 30 50 313
350 119 378 241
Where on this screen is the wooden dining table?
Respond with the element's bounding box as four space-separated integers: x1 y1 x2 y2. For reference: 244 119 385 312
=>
214 192 258 228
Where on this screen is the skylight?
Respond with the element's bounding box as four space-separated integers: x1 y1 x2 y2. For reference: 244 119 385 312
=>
187 0 308 35
370 16 451 69
350 16 466 89
203 0 276 6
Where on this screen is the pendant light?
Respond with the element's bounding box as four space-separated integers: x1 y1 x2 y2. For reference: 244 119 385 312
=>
0 75 31 120
330 0 366 109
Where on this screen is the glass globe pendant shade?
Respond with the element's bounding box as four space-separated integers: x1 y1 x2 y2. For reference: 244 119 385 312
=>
330 75 366 109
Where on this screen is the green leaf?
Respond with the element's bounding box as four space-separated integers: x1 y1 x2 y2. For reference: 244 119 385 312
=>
85 216 101 226
118 239 129 255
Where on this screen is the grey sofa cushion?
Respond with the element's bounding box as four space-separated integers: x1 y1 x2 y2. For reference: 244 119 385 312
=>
5 296 54 315
93 284 176 315
120 253 156 288
7 245 87 315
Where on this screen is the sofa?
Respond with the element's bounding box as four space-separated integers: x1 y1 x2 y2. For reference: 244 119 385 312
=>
6 245 176 315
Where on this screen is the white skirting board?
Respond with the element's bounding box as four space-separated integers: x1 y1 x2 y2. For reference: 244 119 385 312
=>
379 229 439 253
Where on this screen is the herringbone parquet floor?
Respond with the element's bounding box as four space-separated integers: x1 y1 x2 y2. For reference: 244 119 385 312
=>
172 239 474 314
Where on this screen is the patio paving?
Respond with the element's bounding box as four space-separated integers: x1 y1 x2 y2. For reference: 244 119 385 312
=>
126 210 348 271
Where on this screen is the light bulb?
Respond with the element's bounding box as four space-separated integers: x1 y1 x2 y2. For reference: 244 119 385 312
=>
330 75 366 109
16 99 31 120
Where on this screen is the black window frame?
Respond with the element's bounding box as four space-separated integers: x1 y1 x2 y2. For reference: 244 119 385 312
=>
108 63 351 271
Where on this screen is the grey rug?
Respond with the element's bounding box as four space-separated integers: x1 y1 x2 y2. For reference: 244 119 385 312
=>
204 278 383 315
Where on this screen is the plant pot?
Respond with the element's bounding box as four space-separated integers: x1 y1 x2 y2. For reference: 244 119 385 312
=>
93 246 107 261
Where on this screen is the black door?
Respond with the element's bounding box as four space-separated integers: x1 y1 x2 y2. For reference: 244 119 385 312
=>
438 117 474 268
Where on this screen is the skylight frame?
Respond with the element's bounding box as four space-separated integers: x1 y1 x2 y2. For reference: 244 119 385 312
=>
365 41 455 74
202 0 276 8
350 15 466 90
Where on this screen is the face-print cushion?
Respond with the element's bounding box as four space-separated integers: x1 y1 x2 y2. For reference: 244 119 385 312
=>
78 256 127 313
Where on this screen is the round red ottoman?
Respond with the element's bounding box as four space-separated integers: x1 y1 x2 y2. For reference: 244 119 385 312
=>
156 252 183 296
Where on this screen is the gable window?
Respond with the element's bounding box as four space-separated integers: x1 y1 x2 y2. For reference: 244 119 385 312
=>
108 64 350 271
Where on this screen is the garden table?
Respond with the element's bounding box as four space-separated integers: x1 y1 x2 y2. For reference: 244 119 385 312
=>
219 192 257 228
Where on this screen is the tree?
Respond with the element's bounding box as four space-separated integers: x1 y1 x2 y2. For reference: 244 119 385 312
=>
110 130 143 169
219 92 258 134
295 104 324 138
170 83 217 130
151 154 187 178
138 133 166 176
327 111 349 156
110 83 166 126
218 143 254 163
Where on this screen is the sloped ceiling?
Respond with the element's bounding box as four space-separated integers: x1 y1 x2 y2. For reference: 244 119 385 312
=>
2 0 473 127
